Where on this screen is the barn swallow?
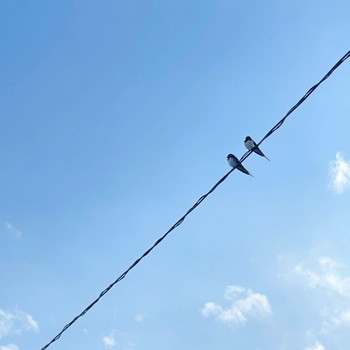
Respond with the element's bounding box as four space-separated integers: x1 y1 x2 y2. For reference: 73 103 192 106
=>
244 136 270 161
226 154 253 176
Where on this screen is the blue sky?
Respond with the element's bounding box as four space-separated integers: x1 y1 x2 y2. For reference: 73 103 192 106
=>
1 1 350 350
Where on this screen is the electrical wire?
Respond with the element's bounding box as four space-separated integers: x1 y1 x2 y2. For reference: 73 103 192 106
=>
240 50 350 163
40 49 350 350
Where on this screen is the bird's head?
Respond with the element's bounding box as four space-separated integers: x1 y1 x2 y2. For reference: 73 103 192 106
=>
226 154 233 159
244 136 252 142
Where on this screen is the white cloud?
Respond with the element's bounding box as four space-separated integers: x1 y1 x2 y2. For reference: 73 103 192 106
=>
24 314 39 332
103 330 116 349
224 285 245 300
134 314 144 323
329 152 350 193
0 345 19 350
294 257 350 297
0 309 39 339
201 285 271 328
332 309 350 327
295 257 350 334
123 340 136 350
305 341 325 350
319 307 350 333
4 222 22 238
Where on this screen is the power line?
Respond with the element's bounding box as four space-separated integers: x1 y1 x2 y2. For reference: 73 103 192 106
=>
241 50 350 163
40 49 350 350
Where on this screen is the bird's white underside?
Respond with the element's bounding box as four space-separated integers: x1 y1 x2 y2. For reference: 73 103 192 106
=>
244 139 255 150
227 157 238 168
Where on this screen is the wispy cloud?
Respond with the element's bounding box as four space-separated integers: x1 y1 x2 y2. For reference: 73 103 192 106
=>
329 152 350 193
319 307 350 334
295 256 350 334
103 330 116 349
0 344 19 350
134 314 144 323
4 222 22 239
201 285 271 328
305 341 325 350
294 256 350 297
123 340 136 350
0 309 39 339
331 309 350 327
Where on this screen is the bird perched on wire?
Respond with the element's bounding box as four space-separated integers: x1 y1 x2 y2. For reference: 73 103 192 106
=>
244 136 270 161
226 154 253 176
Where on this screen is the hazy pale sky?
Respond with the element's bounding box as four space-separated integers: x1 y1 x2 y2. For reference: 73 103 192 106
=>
1 1 350 350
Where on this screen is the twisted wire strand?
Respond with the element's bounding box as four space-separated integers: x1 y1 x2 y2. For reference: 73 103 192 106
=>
240 50 350 163
41 49 350 350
